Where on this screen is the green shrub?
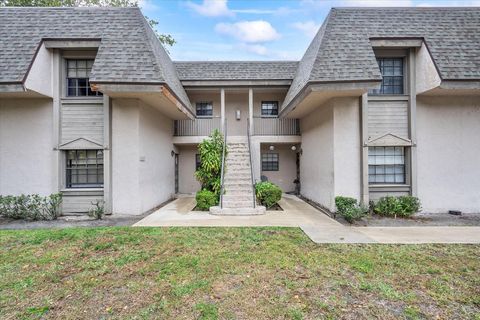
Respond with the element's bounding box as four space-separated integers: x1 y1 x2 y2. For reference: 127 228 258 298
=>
373 196 421 217
335 196 368 223
398 196 421 216
195 189 218 211
195 129 225 196
255 182 282 208
88 200 105 220
0 193 62 221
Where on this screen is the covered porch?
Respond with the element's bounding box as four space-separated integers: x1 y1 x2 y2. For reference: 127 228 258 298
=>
173 88 300 138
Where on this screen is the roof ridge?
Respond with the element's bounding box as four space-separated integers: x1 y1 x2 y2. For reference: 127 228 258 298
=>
306 9 336 83
331 6 480 10
0 6 139 10
280 9 335 112
174 60 298 63
137 9 164 80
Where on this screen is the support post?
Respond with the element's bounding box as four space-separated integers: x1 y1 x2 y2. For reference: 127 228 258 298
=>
360 93 369 205
52 49 61 192
220 88 225 132
103 94 113 214
409 48 418 197
248 88 254 135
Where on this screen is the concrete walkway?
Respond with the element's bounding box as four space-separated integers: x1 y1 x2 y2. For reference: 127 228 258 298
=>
134 195 480 244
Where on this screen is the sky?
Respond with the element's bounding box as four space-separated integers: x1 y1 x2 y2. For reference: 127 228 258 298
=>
140 0 480 61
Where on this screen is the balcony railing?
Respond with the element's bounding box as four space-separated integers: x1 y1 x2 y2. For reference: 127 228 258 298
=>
253 117 300 136
174 117 221 136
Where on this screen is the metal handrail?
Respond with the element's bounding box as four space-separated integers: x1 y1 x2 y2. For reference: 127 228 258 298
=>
247 118 256 208
219 120 227 209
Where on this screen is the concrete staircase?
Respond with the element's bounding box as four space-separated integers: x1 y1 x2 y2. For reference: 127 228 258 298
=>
210 137 265 215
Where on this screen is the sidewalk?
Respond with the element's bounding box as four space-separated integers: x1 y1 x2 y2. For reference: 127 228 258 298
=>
134 195 480 244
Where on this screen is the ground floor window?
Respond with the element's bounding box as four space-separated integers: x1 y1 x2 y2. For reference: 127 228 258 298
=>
262 153 279 171
368 146 405 184
66 150 104 188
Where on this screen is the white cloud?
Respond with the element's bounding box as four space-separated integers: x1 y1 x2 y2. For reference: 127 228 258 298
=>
185 0 234 17
215 20 281 43
291 21 320 38
138 0 160 12
238 44 269 55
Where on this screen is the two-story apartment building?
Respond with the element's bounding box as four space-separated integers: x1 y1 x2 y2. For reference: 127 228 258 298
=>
0 7 479 215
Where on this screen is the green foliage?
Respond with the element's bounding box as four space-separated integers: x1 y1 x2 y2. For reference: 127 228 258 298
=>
398 196 421 215
373 196 421 217
195 189 218 211
0 193 62 221
88 200 105 220
335 196 368 223
255 182 282 208
195 129 225 197
0 0 176 49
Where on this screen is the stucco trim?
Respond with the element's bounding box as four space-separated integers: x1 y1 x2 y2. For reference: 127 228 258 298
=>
279 80 380 118
58 137 103 150
367 133 412 147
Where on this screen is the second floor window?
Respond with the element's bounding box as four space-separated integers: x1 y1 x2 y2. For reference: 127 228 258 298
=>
196 102 213 117
66 59 102 97
371 58 404 95
261 101 278 116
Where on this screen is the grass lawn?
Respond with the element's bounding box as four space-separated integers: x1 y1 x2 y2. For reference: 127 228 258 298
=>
0 227 479 319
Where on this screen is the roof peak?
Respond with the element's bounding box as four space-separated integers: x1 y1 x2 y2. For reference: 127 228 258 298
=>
174 60 298 63
332 6 479 10
0 6 139 10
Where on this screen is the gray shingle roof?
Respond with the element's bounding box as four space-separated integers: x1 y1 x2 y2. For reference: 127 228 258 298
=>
283 7 480 111
174 61 298 81
0 7 191 110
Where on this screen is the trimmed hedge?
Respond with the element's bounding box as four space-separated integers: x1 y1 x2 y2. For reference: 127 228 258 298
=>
0 193 62 221
195 189 218 211
373 196 421 217
335 196 368 223
255 182 282 208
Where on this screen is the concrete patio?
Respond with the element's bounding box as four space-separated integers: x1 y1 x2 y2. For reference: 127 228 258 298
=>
134 195 480 244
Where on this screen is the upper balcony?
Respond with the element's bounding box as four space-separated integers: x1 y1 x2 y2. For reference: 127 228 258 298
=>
174 117 221 136
174 117 299 137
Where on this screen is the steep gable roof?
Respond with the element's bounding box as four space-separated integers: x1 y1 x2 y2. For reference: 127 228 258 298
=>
282 7 480 112
0 7 191 111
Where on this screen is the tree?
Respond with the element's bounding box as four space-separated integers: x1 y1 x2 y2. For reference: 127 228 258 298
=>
195 130 225 196
0 0 176 49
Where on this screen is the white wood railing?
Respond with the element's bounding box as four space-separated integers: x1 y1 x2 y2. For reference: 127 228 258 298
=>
252 117 300 136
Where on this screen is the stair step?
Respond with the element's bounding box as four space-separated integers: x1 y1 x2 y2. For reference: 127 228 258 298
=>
223 195 253 202
222 200 255 208
209 206 266 216
224 183 253 190
224 189 254 196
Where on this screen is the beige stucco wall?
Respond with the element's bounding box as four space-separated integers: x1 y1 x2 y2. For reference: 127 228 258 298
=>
260 144 297 193
252 91 287 117
299 97 361 211
416 43 441 94
177 145 201 194
0 98 56 196
417 95 480 213
225 92 248 136
111 98 175 215
187 92 221 117
333 97 361 199
300 101 335 210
